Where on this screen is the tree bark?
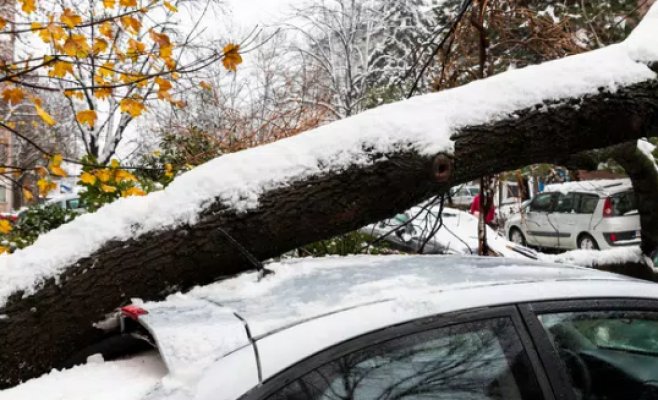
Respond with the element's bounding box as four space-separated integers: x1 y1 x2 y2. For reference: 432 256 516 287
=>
1 74 658 389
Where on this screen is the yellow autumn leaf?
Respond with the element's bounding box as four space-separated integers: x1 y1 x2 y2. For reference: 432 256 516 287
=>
50 165 67 177
199 81 212 91
120 0 137 6
155 77 172 99
163 1 178 12
100 184 117 193
121 16 141 35
222 43 242 72
0 246 8 254
76 110 97 128
94 88 112 100
0 219 11 234
35 103 56 126
49 61 74 78
2 87 25 105
99 62 115 78
35 166 48 178
19 0 36 14
149 30 171 47
99 21 113 38
160 44 173 59
110 159 120 168
64 89 84 100
79 171 97 185
39 22 66 43
164 163 174 178
22 188 34 201
0 18 6 31
120 98 145 117
37 178 57 197
127 38 145 61
95 169 112 183
93 38 109 54
103 0 115 8
115 169 138 182
60 8 81 28
122 186 146 197
63 34 91 58
52 153 63 166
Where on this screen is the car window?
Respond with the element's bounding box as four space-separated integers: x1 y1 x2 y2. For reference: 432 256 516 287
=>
529 193 555 213
555 193 576 213
265 318 545 400
67 198 81 209
576 194 599 214
611 191 637 216
539 311 658 400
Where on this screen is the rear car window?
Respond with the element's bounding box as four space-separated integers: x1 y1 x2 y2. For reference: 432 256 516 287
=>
611 191 637 216
577 194 599 214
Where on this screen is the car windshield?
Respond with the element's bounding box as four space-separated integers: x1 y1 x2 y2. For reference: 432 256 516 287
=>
610 191 637 216
541 312 658 356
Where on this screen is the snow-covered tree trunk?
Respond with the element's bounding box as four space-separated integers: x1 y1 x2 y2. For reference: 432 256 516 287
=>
1 6 658 387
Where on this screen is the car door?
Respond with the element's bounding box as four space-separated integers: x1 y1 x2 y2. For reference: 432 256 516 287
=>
241 307 554 400
520 300 658 400
525 193 559 248
547 193 597 249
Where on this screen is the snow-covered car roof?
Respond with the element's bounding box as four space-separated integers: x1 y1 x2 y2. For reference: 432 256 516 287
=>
4 255 656 400
544 179 633 196
133 255 656 397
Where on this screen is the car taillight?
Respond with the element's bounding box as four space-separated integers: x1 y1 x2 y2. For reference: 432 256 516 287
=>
609 233 617 242
120 305 148 320
602 197 613 218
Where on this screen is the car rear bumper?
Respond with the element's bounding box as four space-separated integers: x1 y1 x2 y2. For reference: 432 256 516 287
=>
602 231 642 247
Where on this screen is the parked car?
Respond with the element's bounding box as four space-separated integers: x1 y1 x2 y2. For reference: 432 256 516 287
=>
448 185 479 207
45 194 86 213
506 179 641 250
363 206 538 259
3 255 658 400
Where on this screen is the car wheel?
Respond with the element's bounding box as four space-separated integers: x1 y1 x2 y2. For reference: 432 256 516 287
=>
509 228 526 246
578 234 599 250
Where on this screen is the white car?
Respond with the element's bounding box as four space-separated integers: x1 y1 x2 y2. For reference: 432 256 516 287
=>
506 179 641 250
3 255 658 400
363 206 538 259
45 194 85 213
448 185 479 207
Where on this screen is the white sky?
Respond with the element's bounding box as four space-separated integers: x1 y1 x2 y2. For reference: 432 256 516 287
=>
225 0 299 28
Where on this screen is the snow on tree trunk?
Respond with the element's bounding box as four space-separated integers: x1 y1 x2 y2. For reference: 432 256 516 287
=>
1 5 658 387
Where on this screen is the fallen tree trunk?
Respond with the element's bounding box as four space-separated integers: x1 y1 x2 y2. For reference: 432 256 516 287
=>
2 29 658 389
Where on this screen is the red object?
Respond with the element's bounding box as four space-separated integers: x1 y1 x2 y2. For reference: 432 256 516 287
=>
602 197 613 218
120 305 148 320
470 194 495 224
609 233 618 243
0 214 17 223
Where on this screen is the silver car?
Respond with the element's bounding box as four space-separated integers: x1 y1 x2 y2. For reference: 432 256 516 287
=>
506 179 641 250
4 255 658 400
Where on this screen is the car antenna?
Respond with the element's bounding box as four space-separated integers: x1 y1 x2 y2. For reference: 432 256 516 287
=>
216 227 274 280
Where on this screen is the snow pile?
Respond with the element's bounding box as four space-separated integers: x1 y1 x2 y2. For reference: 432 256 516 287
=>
539 246 646 268
1 3 658 307
637 139 658 173
0 352 166 400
